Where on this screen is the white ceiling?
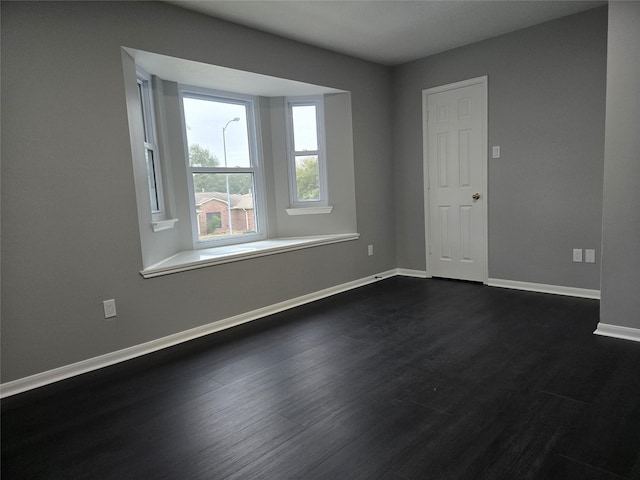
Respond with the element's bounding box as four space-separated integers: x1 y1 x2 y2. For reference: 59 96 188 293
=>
168 0 606 66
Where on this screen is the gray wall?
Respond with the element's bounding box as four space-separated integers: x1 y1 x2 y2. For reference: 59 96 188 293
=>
600 2 640 330
392 7 607 289
1 1 395 382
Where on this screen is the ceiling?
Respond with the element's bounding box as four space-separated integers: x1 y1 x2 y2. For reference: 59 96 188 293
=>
168 0 605 66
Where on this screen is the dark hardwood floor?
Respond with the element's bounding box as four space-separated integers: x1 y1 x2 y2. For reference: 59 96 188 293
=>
3 277 640 479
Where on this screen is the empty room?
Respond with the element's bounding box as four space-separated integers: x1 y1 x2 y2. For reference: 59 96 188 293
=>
2 1 639 479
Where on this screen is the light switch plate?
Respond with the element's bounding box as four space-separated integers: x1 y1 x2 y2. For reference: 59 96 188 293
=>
585 249 596 263
492 146 500 158
573 249 583 262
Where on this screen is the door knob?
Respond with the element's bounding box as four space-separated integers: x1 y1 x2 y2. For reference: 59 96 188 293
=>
472 193 481 200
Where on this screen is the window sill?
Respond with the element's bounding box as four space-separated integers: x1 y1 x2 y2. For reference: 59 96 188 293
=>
286 206 333 216
151 218 178 232
140 233 360 278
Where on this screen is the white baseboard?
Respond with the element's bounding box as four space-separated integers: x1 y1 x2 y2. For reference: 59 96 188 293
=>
394 268 429 278
594 323 640 343
1 269 402 398
487 278 600 299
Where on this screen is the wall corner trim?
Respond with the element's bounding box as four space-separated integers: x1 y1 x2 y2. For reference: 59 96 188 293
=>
594 323 640 343
2 268 425 398
487 278 600 299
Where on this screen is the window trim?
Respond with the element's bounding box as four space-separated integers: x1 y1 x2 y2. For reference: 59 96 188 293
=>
178 85 268 249
136 69 166 220
285 96 328 209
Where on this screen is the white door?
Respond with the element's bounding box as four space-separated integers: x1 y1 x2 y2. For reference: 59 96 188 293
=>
424 77 487 282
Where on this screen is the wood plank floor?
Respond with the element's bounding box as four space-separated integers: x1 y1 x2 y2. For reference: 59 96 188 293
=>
3 277 640 479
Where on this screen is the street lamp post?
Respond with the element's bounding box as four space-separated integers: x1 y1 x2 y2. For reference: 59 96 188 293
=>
222 117 240 235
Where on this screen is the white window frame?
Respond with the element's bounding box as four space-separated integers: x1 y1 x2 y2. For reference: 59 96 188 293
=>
178 86 267 248
136 70 166 220
285 96 328 208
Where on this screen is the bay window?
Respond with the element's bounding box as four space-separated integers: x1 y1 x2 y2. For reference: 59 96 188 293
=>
123 47 358 276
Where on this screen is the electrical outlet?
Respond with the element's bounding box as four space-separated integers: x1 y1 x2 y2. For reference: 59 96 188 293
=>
368 244 374 256
103 299 117 319
585 249 596 263
573 249 583 263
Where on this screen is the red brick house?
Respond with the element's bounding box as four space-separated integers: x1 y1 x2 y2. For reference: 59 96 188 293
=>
194 192 255 238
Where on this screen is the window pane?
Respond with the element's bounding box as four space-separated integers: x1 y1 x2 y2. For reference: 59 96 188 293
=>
146 148 160 212
183 97 251 168
295 155 320 201
292 105 318 152
192 173 256 241
137 82 149 143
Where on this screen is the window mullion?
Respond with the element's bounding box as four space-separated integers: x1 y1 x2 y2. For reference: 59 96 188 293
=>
189 167 255 174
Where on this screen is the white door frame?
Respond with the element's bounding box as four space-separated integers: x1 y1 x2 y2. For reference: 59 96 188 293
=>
422 76 488 283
